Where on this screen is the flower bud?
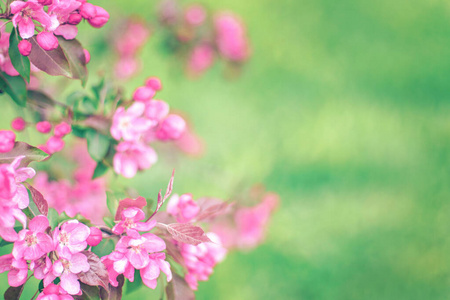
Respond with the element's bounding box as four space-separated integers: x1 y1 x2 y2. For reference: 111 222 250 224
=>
88 6 109 28
156 114 186 141
83 49 90 64
54 122 71 138
145 77 162 91
46 136 65 154
68 13 82 25
36 32 58 51
185 5 206 26
133 86 155 102
18 40 32 56
36 121 52 133
0 130 16 153
86 227 102 247
11 117 26 131
80 3 96 19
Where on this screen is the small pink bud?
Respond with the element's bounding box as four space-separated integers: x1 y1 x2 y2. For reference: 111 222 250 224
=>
11 117 26 131
0 130 16 153
54 122 71 138
80 3 96 19
87 6 109 28
133 86 156 101
68 13 82 25
36 121 52 133
185 5 206 26
145 77 162 91
86 227 102 247
18 40 32 56
36 32 58 51
83 49 90 64
156 114 186 141
46 136 65 154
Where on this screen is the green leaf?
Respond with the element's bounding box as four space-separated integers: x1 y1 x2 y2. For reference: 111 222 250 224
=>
93 161 108 179
0 141 49 167
91 238 115 258
103 217 115 228
47 208 59 228
71 125 88 138
0 72 27 107
126 270 143 294
106 191 119 216
28 36 71 77
57 37 88 86
86 130 111 162
0 239 13 247
8 28 30 82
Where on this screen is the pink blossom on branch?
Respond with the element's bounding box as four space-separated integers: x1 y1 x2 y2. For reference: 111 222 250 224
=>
10 1 57 39
12 215 53 260
110 102 153 141
113 141 157 178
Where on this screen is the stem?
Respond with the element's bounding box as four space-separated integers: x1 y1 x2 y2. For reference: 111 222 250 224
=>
156 222 168 230
30 289 39 300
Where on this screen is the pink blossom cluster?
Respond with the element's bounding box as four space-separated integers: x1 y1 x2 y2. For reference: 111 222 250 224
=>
0 156 35 241
33 141 108 224
110 77 186 178
114 19 151 79
0 215 100 296
10 0 109 53
102 207 172 289
180 232 227 290
157 1 250 77
213 191 279 249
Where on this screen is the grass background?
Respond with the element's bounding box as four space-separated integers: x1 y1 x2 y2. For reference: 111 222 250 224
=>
2 0 450 299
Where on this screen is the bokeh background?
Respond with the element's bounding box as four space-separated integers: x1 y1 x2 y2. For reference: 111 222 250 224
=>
2 0 450 299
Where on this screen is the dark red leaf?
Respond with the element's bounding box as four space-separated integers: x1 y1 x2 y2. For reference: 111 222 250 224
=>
99 274 124 300
4 285 24 300
24 183 48 216
0 141 48 168
167 223 211 246
150 170 175 220
166 273 195 300
28 36 71 77
78 251 110 290
114 196 147 221
57 37 88 85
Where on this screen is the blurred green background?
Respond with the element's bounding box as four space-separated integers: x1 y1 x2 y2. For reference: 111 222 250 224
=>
2 0 450 299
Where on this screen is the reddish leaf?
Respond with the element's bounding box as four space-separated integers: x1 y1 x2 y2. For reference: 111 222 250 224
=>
195 198 232 222
57 37 88 85
99 274 124 300
73 283 100 300
149 170 175 220
0 142 48 168
114 196 147 221
167 223 211 246
4 285 24 300
24 183 48 216
166 273 195 300
78 251 110 290
28 36 71 77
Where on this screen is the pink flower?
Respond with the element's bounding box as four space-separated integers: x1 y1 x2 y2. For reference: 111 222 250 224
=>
54 122 71 138
133 86 156 102
184 5 206 26
0 130 16 153
110 102 153 141
140 252 172 289
36 121 52 133
46 136 65 154
7 155 36 209
0 201 27 242
86 227 102 247
214 13 249 62
32 256 56 286
156 114 186 141
144 100 169 122
18 39 32 56
0 254 29 287
48 0 81 24
53 220 90 258
13 215 53 260
187 44 214 75
36 283 74 300
112 207 156 236
37 31 59 51
113 141 157 178
145 77 162 91
52 252 90 295
10 0 57 39
167 194 200 223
